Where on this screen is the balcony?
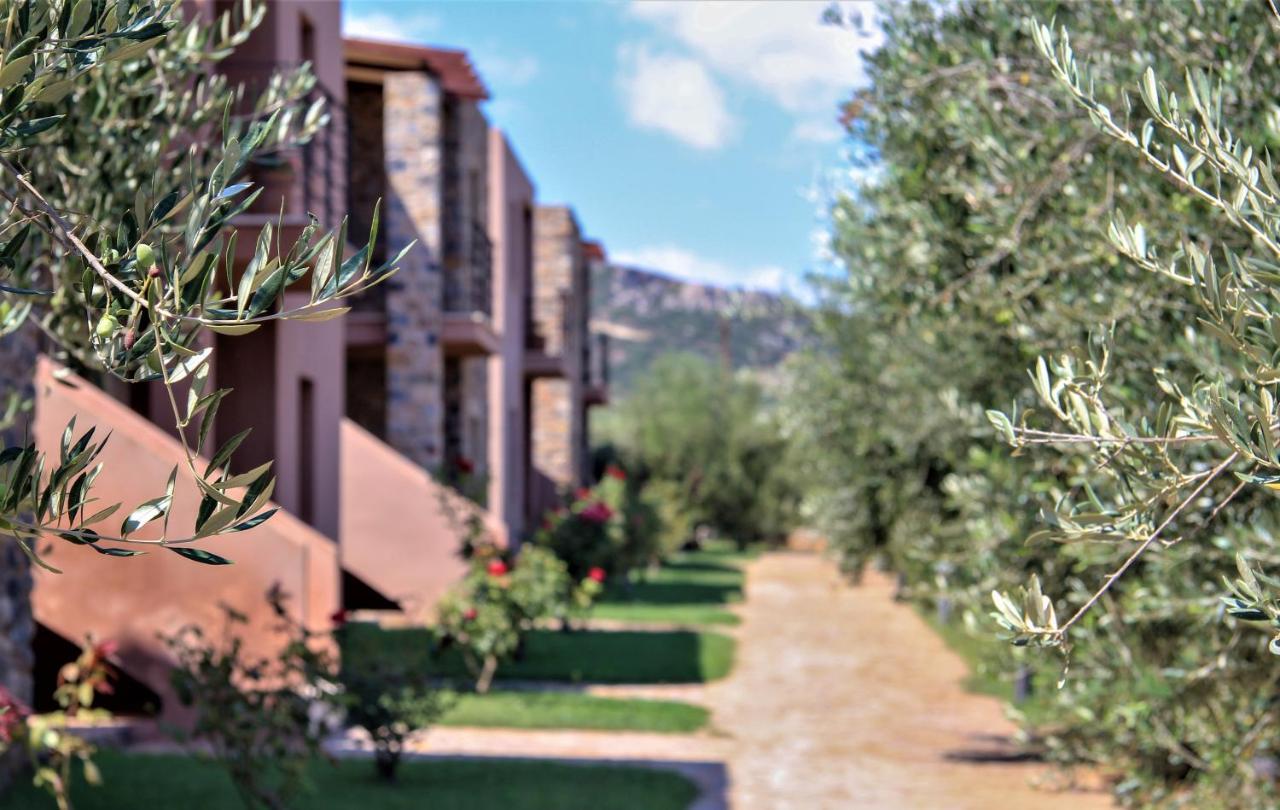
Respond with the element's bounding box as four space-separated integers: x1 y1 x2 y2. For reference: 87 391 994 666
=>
442 221 498 356
215 60 346 264
585 331 609 406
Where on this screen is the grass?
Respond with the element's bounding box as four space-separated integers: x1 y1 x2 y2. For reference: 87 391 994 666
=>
0 752 699 810
439 690 709 733
343 625 736 685
592 541 755 627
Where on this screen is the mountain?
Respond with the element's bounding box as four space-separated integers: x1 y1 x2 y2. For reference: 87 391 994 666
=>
590 263 811 392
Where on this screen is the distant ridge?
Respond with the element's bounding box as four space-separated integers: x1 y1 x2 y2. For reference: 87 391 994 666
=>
591 262 812 391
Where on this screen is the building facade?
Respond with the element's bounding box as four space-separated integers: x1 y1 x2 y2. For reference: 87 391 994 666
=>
18 1 608 717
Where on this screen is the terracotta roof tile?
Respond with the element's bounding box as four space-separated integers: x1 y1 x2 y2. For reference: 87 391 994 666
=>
344 37 489 101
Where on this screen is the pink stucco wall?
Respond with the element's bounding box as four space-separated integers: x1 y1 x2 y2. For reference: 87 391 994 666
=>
487 130 536 544
30 358 340 722
340 419 496 617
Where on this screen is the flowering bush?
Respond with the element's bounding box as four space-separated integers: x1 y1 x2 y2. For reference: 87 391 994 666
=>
0 638 115 810
163 587 335 810
536 475 628 579
436 544 601 691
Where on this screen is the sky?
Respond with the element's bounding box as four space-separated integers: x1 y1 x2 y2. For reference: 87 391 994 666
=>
342 1 881 294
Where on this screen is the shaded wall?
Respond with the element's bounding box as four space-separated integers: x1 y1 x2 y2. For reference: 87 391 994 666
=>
487 130 535 543
31 359 339 722
339 419 483 616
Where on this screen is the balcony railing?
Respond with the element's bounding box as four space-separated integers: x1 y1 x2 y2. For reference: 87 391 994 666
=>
214 60 345 229
444 221 493 317
588 332 610 388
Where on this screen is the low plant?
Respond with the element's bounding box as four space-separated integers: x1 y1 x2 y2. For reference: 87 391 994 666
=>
333 616 448 782
162 586 335 810
2 638 116 810
436 545 603 691
536 475 627 580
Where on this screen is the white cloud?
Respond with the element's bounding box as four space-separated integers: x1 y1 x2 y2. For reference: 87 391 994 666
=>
613 245 787 292
341 8 440 42
617 44 735 150
628 1 881 142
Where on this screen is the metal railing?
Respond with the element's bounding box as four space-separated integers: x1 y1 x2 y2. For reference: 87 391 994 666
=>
214 59 346 229
444 221 493 317
587 332 610 388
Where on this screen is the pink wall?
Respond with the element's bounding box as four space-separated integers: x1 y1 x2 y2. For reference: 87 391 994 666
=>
218 0 347 540
340 419 492 616
487 130 536 544
31 358 340 722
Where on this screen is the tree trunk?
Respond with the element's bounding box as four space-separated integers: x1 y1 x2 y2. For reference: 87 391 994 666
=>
475 655 498 694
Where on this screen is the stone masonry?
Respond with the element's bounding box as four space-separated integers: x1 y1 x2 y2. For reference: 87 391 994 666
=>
0 322 38 790
383 71 446 470
530 206 589 489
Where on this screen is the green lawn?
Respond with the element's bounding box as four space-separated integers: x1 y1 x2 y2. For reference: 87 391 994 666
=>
592 542 754 627
343 625 735 685
440 690 709 733
1 752 699 810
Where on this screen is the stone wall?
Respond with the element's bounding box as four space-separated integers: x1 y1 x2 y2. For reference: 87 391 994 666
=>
530 206 589 489
530 378 573 488
0 322 38 790
382 71 446 470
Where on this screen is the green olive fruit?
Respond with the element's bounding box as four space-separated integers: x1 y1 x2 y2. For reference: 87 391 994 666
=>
94 313 117 339
135 243 156 269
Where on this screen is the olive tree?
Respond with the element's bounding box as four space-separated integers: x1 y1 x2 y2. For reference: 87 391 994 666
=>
0 0 403 571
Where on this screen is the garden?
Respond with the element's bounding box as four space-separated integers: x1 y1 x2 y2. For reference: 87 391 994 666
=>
11 0 1280 807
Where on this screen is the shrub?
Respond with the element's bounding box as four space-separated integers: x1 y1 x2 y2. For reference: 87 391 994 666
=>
4 639 115 810
596 353 801 549
163 587 335 810
333 617 448 782
536 478 627 580
436 545 601 691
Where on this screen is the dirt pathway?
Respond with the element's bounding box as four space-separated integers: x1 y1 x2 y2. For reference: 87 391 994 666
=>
707 551 1111 810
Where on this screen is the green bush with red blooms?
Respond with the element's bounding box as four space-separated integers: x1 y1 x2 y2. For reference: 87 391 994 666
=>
436 544 605 693
0 638 117 810
536 465 665 580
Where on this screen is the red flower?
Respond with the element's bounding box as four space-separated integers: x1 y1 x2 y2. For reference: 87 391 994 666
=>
92 639 120 660
330 609 351 627
454 455 475 475
574 487 592 501
487 559 509 577
580 501 614 524
0 686 29 744
605 465 626 481
463 607 478 621
588 567 606 583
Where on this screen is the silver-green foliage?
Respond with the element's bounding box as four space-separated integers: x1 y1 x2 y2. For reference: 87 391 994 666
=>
0 0 406 569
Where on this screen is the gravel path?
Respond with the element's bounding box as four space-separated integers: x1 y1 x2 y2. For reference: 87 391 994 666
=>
709 551 1112 810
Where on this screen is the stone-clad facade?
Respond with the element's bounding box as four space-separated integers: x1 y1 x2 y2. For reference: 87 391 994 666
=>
382 71 446 470
0 324 39 788
530 206 590 491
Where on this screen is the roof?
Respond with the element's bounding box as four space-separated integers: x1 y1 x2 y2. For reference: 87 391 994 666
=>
582 240 607 262
344 37 489 101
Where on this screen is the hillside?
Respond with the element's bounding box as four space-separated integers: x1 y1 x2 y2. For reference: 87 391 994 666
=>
591 263 811 391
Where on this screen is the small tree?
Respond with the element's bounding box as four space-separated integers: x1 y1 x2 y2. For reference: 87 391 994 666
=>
333 618 448 783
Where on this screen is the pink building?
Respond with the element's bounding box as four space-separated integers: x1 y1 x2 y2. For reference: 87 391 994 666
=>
31 0 348 719
23 2 609 715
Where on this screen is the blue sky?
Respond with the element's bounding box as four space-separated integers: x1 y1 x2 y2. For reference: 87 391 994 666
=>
342 1 880 293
